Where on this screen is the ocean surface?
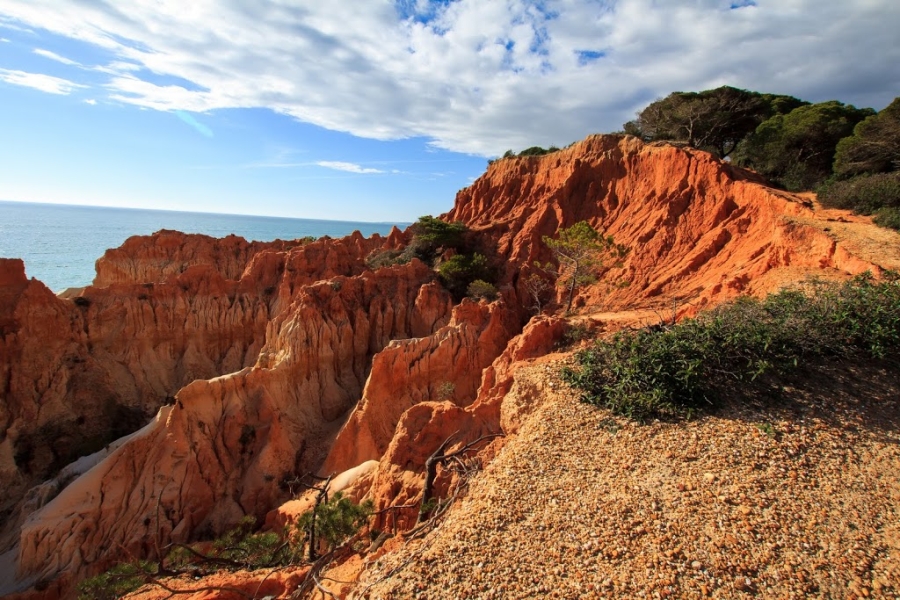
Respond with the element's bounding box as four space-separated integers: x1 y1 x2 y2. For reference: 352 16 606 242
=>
0 201 409 293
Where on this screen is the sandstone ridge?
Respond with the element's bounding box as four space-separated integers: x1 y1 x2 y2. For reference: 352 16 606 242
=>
1 135 896 599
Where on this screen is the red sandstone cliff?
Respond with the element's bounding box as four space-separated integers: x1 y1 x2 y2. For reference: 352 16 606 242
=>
0 231 399 557
3 135 897 599
92 230 293 287
448 135 879 314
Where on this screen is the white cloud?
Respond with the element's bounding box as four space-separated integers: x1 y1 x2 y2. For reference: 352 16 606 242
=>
316 161 385 174
0 68 84 94
33 48 80 66
0 1 898 155
84 98 96 105
0 37 9 43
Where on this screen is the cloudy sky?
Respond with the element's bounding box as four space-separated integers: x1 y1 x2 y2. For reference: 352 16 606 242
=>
0 0 898 221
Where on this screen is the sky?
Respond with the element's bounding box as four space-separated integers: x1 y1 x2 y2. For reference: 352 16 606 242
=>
0 1 898 222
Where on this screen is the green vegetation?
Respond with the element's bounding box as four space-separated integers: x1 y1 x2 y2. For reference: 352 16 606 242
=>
364 215 500 301
365 247 404 269
366 215 470 269
541 221 628 313
625 86 807 158
818 172 900 229
814 99 900 228
77 561 157 600
410 215 467 252
834 97 900 177
297 492 373 555
466 279 499 301
493 145 561 162
562 273 900 421
733 101 874 191
78 493 372 599
438 253 492 299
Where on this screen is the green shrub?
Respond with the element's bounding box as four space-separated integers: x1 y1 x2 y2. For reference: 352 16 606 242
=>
438 253 491 299
411 216 467 250
400 216 470 264
518 146 553 156
164 515 293 571
297 492 373 554
466 279 499 301
818 172 900 219
874 206 900 230
562 273 900 420
77 561 157 600
365 248 407 269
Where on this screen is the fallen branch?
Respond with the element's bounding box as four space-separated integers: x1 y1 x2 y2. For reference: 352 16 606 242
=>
418 431 504 524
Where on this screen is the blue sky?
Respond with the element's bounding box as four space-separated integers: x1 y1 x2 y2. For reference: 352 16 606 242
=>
0 0 898 222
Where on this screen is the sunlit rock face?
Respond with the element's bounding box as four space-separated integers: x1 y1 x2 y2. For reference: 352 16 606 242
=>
6 135 889 597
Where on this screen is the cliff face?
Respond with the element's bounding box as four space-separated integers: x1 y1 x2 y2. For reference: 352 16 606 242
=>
3 135 895 598
92 229 293 287
16 259 450 584
0 231 396 552
449 135 876 313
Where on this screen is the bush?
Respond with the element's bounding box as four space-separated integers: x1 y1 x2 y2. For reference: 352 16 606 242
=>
874 206 900 230
297 492 373 555
562 273 900 420
438 253 491 299
734 101 874 191
411 216 467 250
400 216 470 264
518 146 556 156
466 279 499 301
818 172 900 223
77 561 157 600
365 248 407 269
833 96 900 177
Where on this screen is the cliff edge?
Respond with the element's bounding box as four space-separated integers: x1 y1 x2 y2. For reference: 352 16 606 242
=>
2 135 898 599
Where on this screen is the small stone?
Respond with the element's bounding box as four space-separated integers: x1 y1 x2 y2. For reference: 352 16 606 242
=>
691 561 703 570
703 472 716 483
735 577 752 591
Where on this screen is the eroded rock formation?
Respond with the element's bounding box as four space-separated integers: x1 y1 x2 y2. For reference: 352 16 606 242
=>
0 231 398 555
3 135 895 599
449 135 878 313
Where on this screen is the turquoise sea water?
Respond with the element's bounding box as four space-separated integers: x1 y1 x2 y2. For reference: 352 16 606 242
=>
0 201 409 292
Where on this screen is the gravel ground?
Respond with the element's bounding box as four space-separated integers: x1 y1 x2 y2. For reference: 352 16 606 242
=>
357 359 900 599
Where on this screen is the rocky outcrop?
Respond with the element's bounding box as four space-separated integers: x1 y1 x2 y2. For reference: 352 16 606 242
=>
92 230 295 287
448 135 879 313
6 135 898 599
321 298 518 476
15 260 452 586
0 231 400 554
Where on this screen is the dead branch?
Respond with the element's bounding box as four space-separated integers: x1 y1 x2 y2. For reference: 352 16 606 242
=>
417 431 504 524
166 542 249 569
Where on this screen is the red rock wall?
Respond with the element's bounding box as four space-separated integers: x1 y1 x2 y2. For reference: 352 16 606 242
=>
15 260 453 586
0 231 398 551
448 135 877 313
92 230 294 287
5 135 894 598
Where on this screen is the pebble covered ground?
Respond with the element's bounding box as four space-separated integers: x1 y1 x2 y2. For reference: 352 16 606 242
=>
358 359 900 599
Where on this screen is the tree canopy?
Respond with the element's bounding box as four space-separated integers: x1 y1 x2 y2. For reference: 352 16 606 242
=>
624 86 807 158
733 101 875 191
833 97 900 177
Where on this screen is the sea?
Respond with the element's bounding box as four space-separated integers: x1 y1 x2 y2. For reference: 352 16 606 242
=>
0 201 409 293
